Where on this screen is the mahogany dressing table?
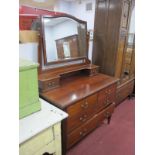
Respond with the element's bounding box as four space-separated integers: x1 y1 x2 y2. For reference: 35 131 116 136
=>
35 14 119 154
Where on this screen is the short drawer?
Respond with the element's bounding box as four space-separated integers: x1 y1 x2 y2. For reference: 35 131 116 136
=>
45 79 59 90
39 78 60 92
97 84 116 112
106 84 116 100
66 93 97 133
19 127 54 155
67 115 98 149
97 89 107 111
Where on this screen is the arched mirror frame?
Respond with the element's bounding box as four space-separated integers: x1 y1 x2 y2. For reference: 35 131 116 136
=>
41 14 88 67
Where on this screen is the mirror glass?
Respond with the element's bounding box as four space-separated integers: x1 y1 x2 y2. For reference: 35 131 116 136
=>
42 16 87 65
122 6 135 80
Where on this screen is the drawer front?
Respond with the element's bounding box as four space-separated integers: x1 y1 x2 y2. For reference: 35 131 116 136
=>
96 103 115 126
45 79 59 90
97 84 116 111
66 93 97 133
116 80 134 104
106 84 116 103
67 115 98 149
39 78 60 92
97 89 107 111
103 102 115 118
67 103 115 149
20 127 54 155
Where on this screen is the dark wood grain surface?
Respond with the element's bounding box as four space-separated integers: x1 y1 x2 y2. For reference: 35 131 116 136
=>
40 73 118 109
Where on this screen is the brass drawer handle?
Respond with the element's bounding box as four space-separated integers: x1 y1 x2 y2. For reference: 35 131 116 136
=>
106 99 110 104
80 131 83 136
106 89 113 94
107 90 111 94
79 115 87 122
79 129 87 137
81 102 89 109
48 81 55 87
79 131 86 136
79 117 83 121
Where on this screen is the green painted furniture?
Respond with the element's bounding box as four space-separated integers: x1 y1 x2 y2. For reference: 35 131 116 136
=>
19 59 41 119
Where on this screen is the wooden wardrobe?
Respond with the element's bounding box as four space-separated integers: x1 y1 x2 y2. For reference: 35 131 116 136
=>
92 0 135 105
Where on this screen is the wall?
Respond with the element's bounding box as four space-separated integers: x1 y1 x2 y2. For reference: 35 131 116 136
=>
19 0 96 61
19 0 56 10
19 43 38 63
54 0 71 14
54 0 96 60
69 0 96 60
69 0 96 30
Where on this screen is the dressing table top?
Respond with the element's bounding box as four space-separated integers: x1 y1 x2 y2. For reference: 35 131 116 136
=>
40 74 119 109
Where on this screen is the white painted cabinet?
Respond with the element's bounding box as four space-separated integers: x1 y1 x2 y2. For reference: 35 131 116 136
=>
19 99 68 155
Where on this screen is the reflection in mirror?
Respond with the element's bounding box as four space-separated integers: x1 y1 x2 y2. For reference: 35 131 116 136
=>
42 16 87 65
122 6 135 79
123 33 135 76
63 42 71 57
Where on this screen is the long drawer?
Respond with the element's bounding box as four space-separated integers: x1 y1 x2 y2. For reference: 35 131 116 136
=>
67 113 98 149
67 103 115 149
66 93 97 133
96 102 115 126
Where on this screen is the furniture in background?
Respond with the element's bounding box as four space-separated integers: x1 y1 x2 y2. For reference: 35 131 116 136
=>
55 34 79 59
35 14 119 155
19 98 68 155
19 59 41 119
92 0 135 105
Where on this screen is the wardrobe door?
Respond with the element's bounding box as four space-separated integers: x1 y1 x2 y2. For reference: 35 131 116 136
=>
103 0 123 76
93 0 122 76
92 0 109 70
